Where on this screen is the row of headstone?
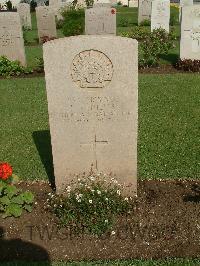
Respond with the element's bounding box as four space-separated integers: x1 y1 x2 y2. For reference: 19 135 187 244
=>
138 0 170 33
1 1 200 65
0 4 57 65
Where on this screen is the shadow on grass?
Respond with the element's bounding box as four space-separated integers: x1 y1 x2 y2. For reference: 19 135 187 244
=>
32 130 55 190
0 226 51 263
160 53 179 65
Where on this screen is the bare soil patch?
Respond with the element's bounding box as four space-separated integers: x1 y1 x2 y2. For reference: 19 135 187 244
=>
1 180 200 262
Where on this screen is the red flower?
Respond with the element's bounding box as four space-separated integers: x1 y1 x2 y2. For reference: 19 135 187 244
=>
0 162 13 180
111 9 116 14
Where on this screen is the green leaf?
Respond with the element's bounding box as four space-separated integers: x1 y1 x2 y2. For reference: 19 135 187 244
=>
0 185 4 196
24 204 33 212
11 194 24 205
0 196 10 205
2 211 11 218
5 185 18 198
22 191 34 204
6 203 23 217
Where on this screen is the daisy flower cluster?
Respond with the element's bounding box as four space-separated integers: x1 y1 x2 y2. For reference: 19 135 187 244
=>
47 172 133 236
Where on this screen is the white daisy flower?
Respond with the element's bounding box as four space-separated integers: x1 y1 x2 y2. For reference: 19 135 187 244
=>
89 176 95 181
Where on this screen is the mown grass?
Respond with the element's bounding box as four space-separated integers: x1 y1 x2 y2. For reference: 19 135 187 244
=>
0 74 199 182
1 259 200 266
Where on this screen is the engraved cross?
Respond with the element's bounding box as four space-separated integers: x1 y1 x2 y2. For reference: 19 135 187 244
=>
80 134 108 171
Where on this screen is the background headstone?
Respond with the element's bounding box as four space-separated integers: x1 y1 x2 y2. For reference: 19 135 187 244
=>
85 7 116 35
43 35 138 194
129 0 138 7
0 12 26 65
179 0 193 21
180 0 193 7
17 3 32 29
180 5 200 60
36 6 57 43
93 0 111 7
151 0 170 32
49 0 73 20
119 0 137 7
138 0 152 24
93 0 117 7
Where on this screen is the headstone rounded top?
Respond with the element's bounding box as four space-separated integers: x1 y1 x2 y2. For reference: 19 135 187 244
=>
43 35 138 47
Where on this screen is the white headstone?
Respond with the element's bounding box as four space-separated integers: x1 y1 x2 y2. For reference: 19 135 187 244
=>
179 0 193 22
180 0 193 7
138 0 152 24
180 5 200 60
151 0 170 32
43 35 138 194
0 12 26 65
129 0 138 7
36 6 57 43
17 3 32 29
85 7 116 35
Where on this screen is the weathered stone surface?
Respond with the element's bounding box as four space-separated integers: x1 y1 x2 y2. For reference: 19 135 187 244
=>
129 0 138 7
93 1 111 7
0 12 26 65
85 7 116 35
49 0 72 20
43 35 138 195
180 5 200 60
36 6 57 43
179 0 193 21
17 3 32 29
93 0 117 7
180 0 193 7
119 0 137 7
138 0 152 24
151 0 170 32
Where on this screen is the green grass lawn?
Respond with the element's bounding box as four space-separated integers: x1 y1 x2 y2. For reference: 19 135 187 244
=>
0 74 199 182
24 7 180 67
1 259 200 266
